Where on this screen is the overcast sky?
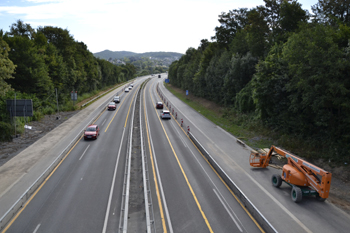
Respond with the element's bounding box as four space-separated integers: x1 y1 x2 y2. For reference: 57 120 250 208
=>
0 0 317 54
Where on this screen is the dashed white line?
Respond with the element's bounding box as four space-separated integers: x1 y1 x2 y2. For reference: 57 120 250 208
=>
79 144 90 160
213 189 243 232
33 224 41 233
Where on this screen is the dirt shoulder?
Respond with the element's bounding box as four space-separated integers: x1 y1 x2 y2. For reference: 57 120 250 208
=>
0 111 79 167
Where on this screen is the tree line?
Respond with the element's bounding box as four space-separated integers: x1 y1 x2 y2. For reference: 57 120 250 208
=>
0 20 136 141
168 0 350 163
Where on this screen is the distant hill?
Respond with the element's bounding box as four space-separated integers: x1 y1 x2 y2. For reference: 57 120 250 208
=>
94 50 183 60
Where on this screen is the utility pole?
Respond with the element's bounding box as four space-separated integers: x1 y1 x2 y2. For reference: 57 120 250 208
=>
56 88 60 119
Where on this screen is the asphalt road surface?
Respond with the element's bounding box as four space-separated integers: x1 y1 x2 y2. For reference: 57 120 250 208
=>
2 74 350 233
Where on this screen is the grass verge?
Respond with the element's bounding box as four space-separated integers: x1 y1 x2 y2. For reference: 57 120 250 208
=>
164 83 274 150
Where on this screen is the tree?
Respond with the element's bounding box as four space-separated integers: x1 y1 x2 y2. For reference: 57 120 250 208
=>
8 19 35 39
4 35 53 98
0 38 15 97
312 0 350 26
212 9 249 48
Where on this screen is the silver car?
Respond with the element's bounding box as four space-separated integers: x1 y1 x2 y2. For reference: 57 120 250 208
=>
160 110 171 119
113 96 120 103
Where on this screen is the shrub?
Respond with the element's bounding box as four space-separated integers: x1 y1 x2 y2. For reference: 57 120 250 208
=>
0 122 13 141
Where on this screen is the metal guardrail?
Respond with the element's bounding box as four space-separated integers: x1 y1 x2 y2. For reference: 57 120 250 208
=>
156 82 278 233
0 86 122 231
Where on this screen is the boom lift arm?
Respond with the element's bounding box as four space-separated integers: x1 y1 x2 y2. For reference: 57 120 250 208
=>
250 146 332 202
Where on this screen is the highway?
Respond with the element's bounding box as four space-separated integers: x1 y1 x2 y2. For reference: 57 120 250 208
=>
2 74 350 233
2 76 261 233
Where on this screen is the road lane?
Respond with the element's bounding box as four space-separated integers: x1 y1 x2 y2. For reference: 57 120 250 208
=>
3 79 147 233
143 77 261 232
156 75 350 233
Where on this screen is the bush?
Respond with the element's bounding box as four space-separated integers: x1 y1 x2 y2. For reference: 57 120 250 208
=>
0 122 13 141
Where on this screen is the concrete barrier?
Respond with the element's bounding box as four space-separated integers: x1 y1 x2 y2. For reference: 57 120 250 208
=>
188 132 277 233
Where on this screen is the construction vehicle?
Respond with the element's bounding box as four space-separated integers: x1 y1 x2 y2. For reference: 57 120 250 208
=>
249 146 332 202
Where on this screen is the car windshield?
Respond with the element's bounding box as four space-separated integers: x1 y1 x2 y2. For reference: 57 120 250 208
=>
109 102 115 105
86 127 96 131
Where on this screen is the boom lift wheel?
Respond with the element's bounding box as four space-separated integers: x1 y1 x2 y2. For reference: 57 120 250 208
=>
272 174 282 188
291 186 302 203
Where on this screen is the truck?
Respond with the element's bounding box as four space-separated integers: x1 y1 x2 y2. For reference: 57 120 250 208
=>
249 146 332 202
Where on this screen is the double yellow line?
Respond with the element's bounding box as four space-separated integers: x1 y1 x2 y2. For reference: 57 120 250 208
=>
145 81 214 233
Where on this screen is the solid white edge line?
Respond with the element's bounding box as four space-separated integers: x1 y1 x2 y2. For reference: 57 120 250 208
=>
101 127 125 233
169 117 247 232
159 82 312 233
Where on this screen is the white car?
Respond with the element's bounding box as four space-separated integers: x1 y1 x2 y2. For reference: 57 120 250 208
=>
160 110 171 119
125 88 129 92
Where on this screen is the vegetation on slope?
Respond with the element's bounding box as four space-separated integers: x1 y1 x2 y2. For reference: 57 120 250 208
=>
168 0 350 165
0 20 136 140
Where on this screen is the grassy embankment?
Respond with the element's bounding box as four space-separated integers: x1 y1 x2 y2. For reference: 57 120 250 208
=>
164 83 339 167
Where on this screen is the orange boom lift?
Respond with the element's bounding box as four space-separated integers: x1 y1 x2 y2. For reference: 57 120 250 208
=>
249 146 332 202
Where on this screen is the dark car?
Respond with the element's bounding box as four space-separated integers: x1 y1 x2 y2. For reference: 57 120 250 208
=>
156 102 163 109
108 102 116 110
84 125 100 140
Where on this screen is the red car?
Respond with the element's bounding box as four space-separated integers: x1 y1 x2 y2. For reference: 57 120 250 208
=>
156 102 163 109
108 102 116 110
84 125 100 140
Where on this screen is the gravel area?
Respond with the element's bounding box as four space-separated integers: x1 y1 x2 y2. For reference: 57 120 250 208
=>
0 111 79 167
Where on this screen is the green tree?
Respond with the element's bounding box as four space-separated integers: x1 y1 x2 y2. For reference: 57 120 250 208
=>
312 0 350 26
212 9 249 48
0 38 15 97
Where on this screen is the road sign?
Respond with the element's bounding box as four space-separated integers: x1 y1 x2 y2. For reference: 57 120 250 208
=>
186 90 188 96
6 99 33 117
71 91 77 101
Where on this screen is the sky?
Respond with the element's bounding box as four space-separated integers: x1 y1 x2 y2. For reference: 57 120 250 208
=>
0 0 317 54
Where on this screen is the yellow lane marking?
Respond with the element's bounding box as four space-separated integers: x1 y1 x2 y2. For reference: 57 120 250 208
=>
1 136 83 233
143 85 167 233
1 104 107 233
155 85 265 233
149 85 214 233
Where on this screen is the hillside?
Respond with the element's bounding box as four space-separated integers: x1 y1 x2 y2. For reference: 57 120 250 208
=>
93 50 183 60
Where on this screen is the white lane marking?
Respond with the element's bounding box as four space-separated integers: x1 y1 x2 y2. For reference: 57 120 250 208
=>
79 144 90 161
168 117 247 232
102 127 125 233
159 84 312 233
170 120 187 148
147 83 174 233
213 189 243 232
33 224 41 233
102 119 107 126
